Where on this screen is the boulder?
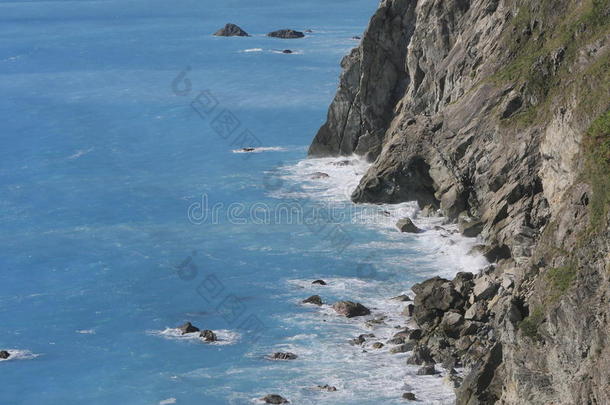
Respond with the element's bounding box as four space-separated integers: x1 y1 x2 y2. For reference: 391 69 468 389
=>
402 392 417 400
311 172 329 179
420 204 439 217
200 330 217 342
402 304 415 317
268 29 305 39
270 352 298 360
416 364 438 375
396 218 423 233
178 322 200 334
332 301 371 318
408 329 423 341
315 384 337 392
281 49 293 54
214 23 249 37
452 272 475 297
391 294 412 302
0 350 10 359
387 336 406 345
407 345 435 365
312 279 327 285
241 147 256 152
302 295 323 306
412 277 465 327
472 276 499 301
458 214 483 237
465 301 489 322
371 342 384 349
261 394 289 404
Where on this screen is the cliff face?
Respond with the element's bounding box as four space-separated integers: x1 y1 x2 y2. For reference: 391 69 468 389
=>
310 0 610 403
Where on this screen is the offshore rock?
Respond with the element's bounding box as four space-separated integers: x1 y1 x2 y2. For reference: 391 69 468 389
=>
214 23 249 37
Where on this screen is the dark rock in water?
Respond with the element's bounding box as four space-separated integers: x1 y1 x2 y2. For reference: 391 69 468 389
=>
302 295 323 306
315 384 337 392
200 330 217 342
407 345 435 365
268 29 305 39
416 364 438 375
311 172 330 179
312 279 327 285
350 333 375 345
0 350 10 359
261 394 289 404
241 147 256 152
270 352 298 360
178 322 200 334
305 29 313 33
387 336 406 345
352 36 361 40
402 392 417 400
282 49 293 54
214 23 249 37
332 301 371 318
396 218 423 233
391 294 412 302
371 342 385 349
408 329 423 341
402 304 415 317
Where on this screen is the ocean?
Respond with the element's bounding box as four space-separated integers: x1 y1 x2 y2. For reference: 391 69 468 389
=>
0 1 487 404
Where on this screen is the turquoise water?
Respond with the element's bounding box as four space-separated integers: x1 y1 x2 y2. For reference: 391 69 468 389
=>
0 1 486 404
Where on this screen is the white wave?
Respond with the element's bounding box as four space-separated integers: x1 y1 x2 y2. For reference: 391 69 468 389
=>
241 48 263 53
149 328 240 345
0 349 39 362
76 329 96 334
232 146 287 154
159 398 176 405
68 147 95 160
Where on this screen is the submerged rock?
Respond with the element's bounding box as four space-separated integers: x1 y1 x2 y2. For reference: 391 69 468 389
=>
241 147 256 152
315 384 337 392
261 394 289 404
332 301 371 318
371 342 384 349
350 333 375 345
302 295 323 306
312 279 327 285
270 352 298 360
282 49 293 54
0 350 10 359
311 172 330 179
396 218 423 233
402 392 417 400
178 322 200 334
268 29 304 39
200 330 217 342
214 23 249 37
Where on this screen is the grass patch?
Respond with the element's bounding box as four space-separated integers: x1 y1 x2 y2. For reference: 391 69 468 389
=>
546 265 577 302
519 306 545 340
582 110 610 232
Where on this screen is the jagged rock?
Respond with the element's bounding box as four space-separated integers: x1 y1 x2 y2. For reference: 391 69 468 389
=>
315 384 337 392
420 204 439 217
268 29 304 39
402 304 415 317
452 272 475 298
0 350 10 359
214 23 249 37
178 322 199 334
465 301 489 322
396 218 423 233
412 277 465 327
261 394 289 404
391 294 412 302
416 364 438 375
483 244 512 263
270 352 298 360
302 295 323 306
458 215 484 238
402 392 417 400
441 312 465 338
407 345 434 365
311 172 329 179
388 336 406 345
371 342 385 349
200 330 217 342
312 279 327 285
332 301 371 318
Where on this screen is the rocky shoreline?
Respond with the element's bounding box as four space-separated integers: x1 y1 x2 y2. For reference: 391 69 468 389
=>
307 0 610 403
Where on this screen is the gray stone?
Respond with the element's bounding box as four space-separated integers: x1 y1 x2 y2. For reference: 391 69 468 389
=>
416 364 438 375
200 330 217 342
0 350 9 359
268 29 304 39
178 322 199 334
214 23 249 37
332 301 371 318
302 295 323 306
261 394 289 404
396 218 423 233
270 352 298 360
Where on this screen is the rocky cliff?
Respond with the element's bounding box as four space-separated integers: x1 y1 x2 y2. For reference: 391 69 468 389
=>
310 0 610 403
